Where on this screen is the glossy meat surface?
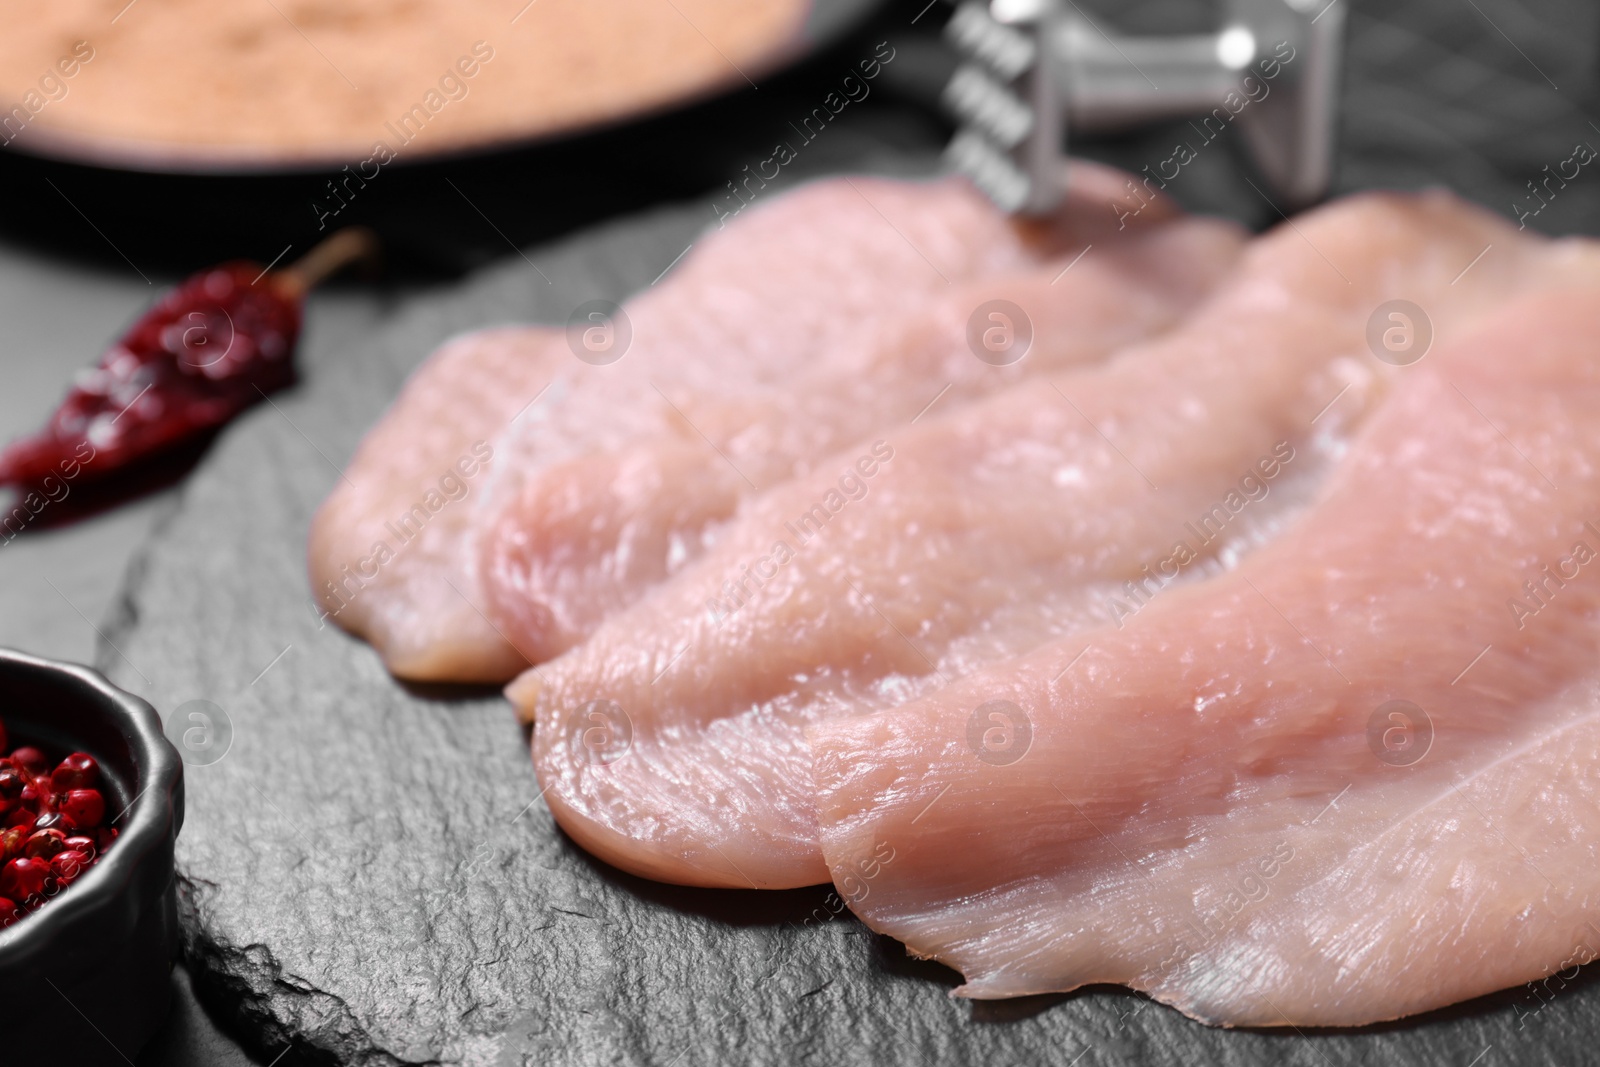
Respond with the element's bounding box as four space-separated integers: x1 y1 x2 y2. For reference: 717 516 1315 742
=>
311 166 1233 680
481 211 1245 664
514 191 1600 890
811 289 1600 1027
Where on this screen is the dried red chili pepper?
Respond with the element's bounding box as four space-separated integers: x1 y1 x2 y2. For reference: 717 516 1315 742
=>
0 229 375 490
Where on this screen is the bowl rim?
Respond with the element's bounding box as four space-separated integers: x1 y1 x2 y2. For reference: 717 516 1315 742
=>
0 648 183 969
0 0 881 175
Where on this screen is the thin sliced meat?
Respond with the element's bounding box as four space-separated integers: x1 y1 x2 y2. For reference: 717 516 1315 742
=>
308 327 559 682
513 190 1600 889
810 288 1600 1027
482 215 1246 662
309 165 1200 681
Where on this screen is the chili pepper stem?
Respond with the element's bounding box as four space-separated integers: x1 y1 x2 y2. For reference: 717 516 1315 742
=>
273 227 379 297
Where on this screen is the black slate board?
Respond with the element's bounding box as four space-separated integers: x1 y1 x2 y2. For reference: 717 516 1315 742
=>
94 0 1600 1063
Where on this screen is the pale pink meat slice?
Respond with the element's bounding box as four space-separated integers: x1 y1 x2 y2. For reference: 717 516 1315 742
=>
307 327 560 682
810 288 1600 1026
512 190 1600 890
308 165 1194 681
481 215 1246 662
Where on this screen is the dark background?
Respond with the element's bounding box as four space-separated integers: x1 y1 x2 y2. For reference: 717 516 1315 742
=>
0 0 1596 1063
3 0 1596 278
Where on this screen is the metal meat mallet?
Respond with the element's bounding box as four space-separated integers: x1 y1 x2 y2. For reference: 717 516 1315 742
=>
942 0 1345 215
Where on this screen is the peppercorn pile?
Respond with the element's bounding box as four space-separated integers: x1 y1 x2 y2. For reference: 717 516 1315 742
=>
0 719 115 925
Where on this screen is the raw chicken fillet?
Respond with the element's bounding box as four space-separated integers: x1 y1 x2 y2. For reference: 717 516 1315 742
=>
308 166 1245 680
513 188 1600 903
811 288 1600 1027
312 165 1600 1028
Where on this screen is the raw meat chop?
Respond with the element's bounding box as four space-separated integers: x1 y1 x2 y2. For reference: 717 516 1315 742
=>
810 288 1600 1027
480 213 1245 664
309 165 1240 681
513 189 1600 891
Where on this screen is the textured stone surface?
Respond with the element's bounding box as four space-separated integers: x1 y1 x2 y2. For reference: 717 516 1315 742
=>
86 0 1600 1060
94 191 1600 1066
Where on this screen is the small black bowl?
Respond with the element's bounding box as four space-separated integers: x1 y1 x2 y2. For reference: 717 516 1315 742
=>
0 648 184 1063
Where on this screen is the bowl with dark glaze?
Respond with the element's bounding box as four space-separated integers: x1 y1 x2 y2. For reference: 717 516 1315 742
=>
0 648 184 1064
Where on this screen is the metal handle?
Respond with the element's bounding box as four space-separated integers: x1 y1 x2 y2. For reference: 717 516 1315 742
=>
943 0 1345 215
